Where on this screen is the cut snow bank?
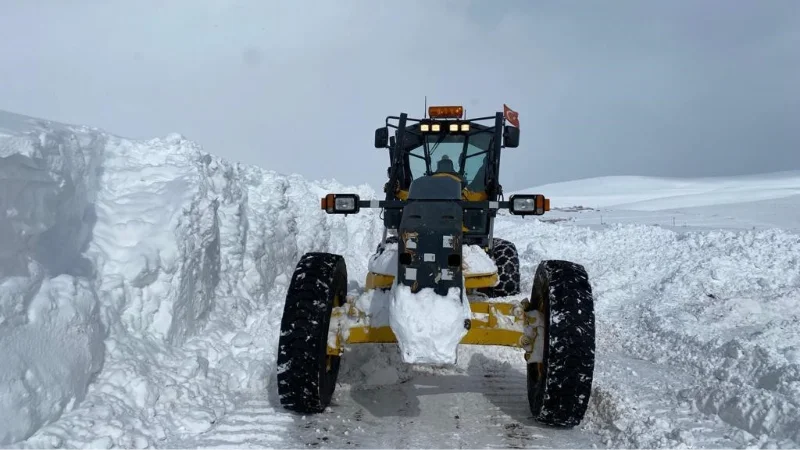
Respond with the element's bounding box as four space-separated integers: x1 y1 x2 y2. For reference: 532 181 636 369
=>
0 110 384 446
0 112 106 444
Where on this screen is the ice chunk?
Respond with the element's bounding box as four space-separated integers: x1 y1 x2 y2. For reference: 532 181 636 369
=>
462 244 497 275
367 242 397 275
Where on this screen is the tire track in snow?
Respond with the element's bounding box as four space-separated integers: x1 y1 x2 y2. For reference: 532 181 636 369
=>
174 355 600 449
166 399 294 449
275 352 600 449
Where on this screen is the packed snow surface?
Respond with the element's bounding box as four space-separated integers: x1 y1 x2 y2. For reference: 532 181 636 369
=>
388 283 471 365
1 109 799 448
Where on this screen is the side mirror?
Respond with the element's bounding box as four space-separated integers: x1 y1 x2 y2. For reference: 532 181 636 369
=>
503 126 520 148
374 127 389 148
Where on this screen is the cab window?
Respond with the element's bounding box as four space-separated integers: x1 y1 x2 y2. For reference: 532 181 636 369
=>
408 147 427 179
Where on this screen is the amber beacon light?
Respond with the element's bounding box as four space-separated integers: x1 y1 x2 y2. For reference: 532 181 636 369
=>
428 105 464 119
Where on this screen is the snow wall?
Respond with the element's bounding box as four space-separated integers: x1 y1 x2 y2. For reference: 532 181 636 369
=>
0 110 383 445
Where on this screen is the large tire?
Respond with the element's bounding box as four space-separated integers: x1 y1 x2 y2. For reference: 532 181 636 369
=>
277 252 346 413
526 260 595 427
479 237 521 297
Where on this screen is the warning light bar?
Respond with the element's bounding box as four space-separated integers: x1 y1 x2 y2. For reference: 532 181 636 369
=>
428 105 464 119
420 122 469 133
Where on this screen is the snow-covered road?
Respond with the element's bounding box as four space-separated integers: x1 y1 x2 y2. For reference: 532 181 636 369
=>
168 352 599 449
2 110 799 448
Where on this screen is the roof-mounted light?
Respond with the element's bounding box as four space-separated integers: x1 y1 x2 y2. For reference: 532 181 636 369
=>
428 105 464 119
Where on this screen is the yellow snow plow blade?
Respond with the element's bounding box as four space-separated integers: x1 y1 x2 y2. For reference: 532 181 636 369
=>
326 300 536 357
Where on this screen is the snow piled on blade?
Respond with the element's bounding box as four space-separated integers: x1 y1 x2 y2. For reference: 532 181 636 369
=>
389 283 471 365
0 110 383 447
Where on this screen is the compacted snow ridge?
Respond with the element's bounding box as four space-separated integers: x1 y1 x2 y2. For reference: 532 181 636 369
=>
493 217 800 448
2 109 799 448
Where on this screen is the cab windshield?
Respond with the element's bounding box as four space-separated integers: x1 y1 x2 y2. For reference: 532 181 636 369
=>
406 130 492 191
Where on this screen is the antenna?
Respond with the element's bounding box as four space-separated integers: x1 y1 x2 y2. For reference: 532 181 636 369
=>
424 96 427 118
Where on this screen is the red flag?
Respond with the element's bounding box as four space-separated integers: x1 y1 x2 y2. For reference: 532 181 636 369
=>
503 104 520 128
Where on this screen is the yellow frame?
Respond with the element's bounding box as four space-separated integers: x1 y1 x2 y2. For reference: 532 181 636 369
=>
327 299 541 363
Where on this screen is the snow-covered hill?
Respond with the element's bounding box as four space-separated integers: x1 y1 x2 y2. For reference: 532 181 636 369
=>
518 172 800 211
517 172 800 232
1 109 799 448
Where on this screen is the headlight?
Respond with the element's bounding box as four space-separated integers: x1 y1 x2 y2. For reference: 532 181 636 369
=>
460 123 470 132
449 123 459 132
335 197 355 211
431 123 441 132
513 197 536 212
421 124 430 132
509 194 548 215
321 193 361 214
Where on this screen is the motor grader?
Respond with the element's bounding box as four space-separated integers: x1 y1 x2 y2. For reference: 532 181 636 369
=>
276 105 595 428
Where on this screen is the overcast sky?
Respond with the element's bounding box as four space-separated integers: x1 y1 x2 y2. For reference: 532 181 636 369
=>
1 0 798 191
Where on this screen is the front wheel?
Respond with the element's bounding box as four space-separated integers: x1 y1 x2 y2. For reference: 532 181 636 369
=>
526 259 595 427
277 252 346 413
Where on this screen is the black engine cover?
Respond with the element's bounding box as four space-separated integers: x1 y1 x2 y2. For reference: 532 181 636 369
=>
396 176 464 296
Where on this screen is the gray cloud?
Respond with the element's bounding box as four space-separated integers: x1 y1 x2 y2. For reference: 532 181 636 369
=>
1 0 798 191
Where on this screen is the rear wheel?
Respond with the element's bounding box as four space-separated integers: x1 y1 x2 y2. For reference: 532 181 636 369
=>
526 260 595 427
479 238 521 297
277 252 346 413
